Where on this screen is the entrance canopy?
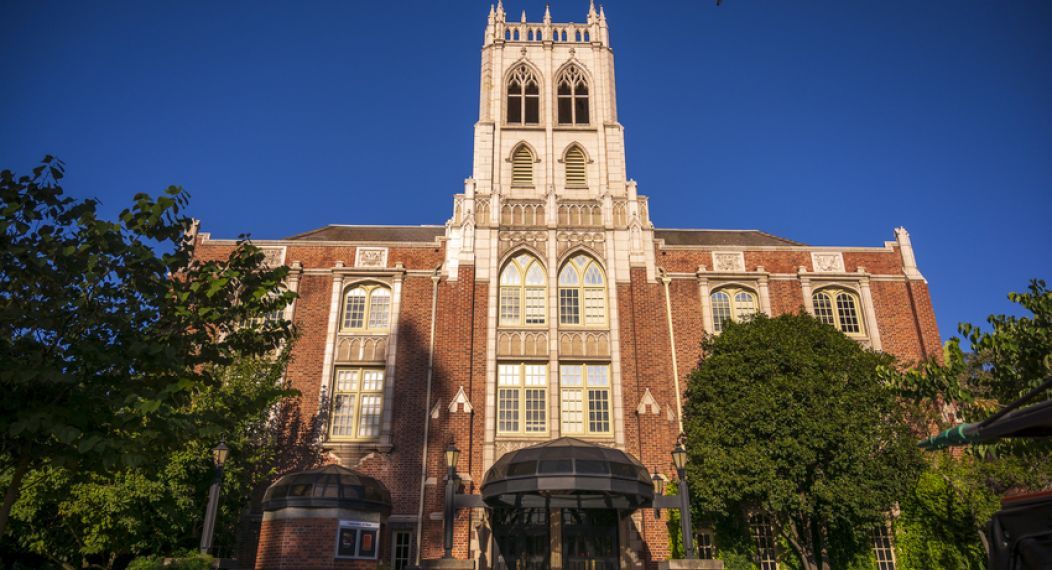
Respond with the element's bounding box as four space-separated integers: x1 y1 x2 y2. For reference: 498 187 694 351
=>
481 437 654 510
262 464 392 516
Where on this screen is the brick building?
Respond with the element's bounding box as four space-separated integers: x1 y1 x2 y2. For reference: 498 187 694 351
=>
192 3 940 569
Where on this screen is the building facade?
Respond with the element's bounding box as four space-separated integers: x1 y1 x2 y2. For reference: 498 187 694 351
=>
192 4 940 569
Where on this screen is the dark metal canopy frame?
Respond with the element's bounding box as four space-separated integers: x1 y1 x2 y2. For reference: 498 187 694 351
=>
262 464 393 516
480 437 655 510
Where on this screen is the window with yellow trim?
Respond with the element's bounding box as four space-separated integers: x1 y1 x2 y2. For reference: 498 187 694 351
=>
811 288 863 334
499 254 546 327
341 284 391 333
497 363 547 435
559 363 611 435
710 286 758 333
558 255 607 327
330 367 385 440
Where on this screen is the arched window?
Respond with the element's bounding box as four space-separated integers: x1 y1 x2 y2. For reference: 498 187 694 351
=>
341 284 391 332
710 286 758 332
511 145 534 187
564 145 587 188
558 254 606 326
557 65 589 125
507 64 540 124
812 288 863 334
499 253 546 326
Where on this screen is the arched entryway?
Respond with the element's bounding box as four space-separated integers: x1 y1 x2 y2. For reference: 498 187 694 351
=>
480 438 654 570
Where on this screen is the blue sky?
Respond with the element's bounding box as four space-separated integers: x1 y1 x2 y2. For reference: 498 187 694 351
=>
2 1 1049 340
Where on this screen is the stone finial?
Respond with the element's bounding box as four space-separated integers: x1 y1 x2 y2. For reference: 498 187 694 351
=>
599 5 607 24
588 0 597 21
543 3 551 24
521 9 527 23
488 4 495 22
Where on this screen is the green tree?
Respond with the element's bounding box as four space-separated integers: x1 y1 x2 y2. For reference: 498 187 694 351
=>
682 313 923 570
5 351 320 568
0 156 296 538
887 279 1052 568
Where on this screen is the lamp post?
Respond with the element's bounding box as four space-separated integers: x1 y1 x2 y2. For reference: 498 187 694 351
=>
443 441 461 559
671 442 696 559
199 441 229 554
652 471 666 520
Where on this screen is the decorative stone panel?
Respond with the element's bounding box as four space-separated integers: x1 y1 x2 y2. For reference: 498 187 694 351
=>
500 201 545 226
498 230 547 256
558 331 611 358
335 335 388 363
558 201 603 227
496 331 548 357
711 251 745 273
259 246 286 267
556 230 606 257
475 197 491 227
811 252 845 273
612 200 628 228
354 247 388 268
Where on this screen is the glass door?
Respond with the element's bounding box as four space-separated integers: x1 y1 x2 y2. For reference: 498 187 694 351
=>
493 508 550 570
561 509 620 570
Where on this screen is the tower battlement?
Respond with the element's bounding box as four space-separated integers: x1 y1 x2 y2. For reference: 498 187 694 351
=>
485 1 610 47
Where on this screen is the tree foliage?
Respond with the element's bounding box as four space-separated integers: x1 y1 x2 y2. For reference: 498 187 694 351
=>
682 313 923 570
886 279 1052 568
0 156 298 547
4 352 315 569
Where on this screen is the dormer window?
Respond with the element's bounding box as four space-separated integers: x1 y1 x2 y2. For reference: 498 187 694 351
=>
557 65 589 125
507 65 540 124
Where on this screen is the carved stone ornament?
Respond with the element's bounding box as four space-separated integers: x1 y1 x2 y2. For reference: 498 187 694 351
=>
711 252 745 273
498 230 546 256
259 246 286 267
811 252 845 273
556 230 605 256
355 247 388 268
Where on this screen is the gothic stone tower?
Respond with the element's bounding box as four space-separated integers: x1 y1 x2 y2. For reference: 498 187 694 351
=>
191 3 940 569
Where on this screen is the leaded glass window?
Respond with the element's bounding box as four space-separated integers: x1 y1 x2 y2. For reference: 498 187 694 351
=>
330 368 385 440
341 284 392 332
560 363 611 435
497 363 548 434
710 287 759 332
873 524 896 570
499 254 546 327
558 255 606 327
811 288 865 334
749 514 778 570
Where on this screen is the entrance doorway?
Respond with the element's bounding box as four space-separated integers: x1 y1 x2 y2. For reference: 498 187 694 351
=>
492 508 620 570
493 508 550 570
562 509 620 570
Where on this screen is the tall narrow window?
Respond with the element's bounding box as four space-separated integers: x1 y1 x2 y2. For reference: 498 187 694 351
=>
749 514 778 570
557 65 589 125
391 530 412 570
511 145 535 187
564 145 587 188
499 253 546 327
341 284 392 332
811 288 863 334
507 65 540 124
558 255 606 326
330 368 385 440
710 286 758 332
873 525 896 570
560 363 611 435
497 363 548 434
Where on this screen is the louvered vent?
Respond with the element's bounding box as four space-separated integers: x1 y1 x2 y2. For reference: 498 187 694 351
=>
565 146 587 187
512 146 534 186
